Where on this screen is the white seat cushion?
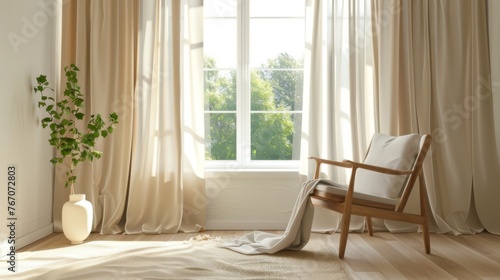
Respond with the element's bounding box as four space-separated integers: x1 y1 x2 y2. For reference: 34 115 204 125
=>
315 180 398 205
354 133 421 199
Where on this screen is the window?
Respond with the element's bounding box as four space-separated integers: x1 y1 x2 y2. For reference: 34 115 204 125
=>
204 0 305 169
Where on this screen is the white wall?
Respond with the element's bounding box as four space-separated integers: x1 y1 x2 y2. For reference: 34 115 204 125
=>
0 0 60 255
205 171 303 230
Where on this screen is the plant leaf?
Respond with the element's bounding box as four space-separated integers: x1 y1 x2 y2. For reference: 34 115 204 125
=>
109 112 118 121
36 75 47 84
74 98 84 107
61 119 71 126
75 112 84 120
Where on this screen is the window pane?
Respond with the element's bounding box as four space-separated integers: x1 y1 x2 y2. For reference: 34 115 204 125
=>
205 0 237 17
251 68 303 111
290 113 302 160
204 18 237 68
204 0 306 166
251 113 300 160
204 69 237 111
250 0 305 18
249 18 304 68
205 113 237 160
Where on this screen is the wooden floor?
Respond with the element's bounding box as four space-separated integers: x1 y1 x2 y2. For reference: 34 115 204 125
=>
20 231 500 279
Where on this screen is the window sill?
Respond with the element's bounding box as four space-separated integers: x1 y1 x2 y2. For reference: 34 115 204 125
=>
205 169 301 179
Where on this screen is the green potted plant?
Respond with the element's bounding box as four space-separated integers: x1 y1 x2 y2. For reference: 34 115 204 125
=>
33 64 118 243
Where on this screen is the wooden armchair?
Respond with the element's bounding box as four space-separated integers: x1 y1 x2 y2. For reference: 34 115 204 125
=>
309 133 433 258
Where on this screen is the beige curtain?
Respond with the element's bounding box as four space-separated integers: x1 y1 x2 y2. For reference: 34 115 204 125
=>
489 1 500 184
125 0 205 234
55 0 138 234
372 0 500 234
302 0 500 235
55 0 205 234
301 0 375 233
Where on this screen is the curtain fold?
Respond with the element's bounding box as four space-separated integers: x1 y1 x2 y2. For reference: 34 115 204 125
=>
126 0 205 234
302 0 500 235
301 0 375 233
489 1 500 207
373 0 500 234
55 0 205 235
55 0 138 234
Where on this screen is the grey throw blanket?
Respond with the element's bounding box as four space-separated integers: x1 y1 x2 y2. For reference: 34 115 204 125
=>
220 179 320 254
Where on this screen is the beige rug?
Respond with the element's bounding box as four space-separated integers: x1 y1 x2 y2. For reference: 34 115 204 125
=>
1 233 351 280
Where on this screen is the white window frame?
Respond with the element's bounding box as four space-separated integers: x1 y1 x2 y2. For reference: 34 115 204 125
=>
205 0 304 171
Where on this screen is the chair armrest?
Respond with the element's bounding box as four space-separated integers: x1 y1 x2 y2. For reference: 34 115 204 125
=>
308 156 353 179
343 160 413 175
308 156 353 168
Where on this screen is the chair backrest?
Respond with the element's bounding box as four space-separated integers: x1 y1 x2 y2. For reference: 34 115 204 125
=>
354 133 432 208
396 134 432 212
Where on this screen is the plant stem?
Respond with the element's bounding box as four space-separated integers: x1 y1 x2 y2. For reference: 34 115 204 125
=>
70 163 75 195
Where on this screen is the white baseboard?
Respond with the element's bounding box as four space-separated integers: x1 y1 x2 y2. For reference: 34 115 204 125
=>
17 224 53 249
205 220 288 231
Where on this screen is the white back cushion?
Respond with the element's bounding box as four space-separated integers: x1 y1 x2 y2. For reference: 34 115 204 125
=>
354 133 421 199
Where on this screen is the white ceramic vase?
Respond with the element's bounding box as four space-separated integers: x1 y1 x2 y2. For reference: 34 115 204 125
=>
62 194 93 244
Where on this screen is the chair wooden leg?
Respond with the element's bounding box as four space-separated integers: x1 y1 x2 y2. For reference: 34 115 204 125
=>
366 217 374 236
422 221 431 254
419 174 431 254
339 212 353 259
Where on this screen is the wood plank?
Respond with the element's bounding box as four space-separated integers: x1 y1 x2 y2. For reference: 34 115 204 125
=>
356 232 453 279
18 231 500 279
450 234 500 265
397 233 496 279
339 233 407 279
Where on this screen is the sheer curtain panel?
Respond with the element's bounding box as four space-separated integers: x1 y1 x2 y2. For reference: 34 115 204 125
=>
126 0 205 234
302 0 500 235
55 0 138 234
55 0 205 235
372 0 500 234
301 0 375 233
